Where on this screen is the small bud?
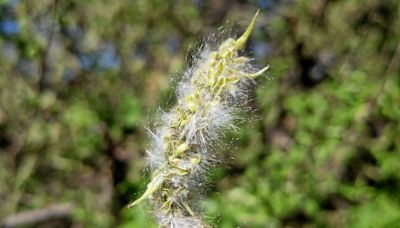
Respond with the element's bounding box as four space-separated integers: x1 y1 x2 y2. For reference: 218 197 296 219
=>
174 141 189 157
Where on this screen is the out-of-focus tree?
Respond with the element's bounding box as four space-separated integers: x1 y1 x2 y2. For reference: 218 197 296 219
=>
0 0 399 227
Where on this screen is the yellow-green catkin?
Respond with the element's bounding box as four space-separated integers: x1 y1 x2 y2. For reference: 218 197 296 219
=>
128 10 268 227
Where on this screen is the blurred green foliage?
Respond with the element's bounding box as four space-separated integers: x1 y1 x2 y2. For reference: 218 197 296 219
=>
0 0 399 227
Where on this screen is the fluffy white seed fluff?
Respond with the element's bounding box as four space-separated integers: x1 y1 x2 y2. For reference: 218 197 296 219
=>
128 10 268 228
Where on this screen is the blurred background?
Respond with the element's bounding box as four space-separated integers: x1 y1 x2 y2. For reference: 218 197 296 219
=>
0 0 399 227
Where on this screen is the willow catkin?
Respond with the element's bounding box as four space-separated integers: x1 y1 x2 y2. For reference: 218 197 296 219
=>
128 10 268 228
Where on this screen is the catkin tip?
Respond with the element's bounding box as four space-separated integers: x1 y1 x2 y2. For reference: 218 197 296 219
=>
235 9 260 50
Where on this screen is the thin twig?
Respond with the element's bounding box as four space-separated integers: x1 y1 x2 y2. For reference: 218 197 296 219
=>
38 0 58 93
1 203 75 228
